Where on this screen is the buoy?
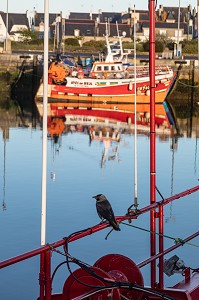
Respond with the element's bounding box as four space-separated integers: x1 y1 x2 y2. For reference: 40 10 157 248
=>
146 90 150 96
127 117 132 125
129 81 133 91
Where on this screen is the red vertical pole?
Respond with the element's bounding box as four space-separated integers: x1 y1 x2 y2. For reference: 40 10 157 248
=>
149 0 156 288
45 251 52 300
158 204 164 288
39 253 45 300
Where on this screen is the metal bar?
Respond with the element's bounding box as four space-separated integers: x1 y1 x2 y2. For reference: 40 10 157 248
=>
134 4 138 209
5 0 8 52
158 204 164 289
138 230 199 268
149 0 156 288
41 0 49 246
198 0 199 76
45 251 52 300
177 0 180 57
1 184 199 269
39 253 45 300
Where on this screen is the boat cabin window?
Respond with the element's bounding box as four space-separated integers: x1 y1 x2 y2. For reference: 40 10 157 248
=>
111 66 115 71
97 66 102 71
104 66 109 71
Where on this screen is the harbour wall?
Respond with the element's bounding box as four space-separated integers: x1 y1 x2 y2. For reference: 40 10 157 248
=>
0 53 198 82
0 53 38 72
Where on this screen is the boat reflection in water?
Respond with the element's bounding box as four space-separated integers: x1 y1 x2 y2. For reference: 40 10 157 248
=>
3 79 199 300
47 103 174 168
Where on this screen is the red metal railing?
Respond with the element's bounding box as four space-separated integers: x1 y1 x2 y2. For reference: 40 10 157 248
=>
1 185 199 300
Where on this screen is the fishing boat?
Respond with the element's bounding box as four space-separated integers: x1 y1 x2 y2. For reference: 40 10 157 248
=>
35 25 176 112
1 2 199 300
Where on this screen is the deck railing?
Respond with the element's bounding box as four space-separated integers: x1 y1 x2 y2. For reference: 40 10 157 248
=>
1 185 199 299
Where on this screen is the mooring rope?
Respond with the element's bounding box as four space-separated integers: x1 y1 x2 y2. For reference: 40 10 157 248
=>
177 80 199 88
120 222 199 248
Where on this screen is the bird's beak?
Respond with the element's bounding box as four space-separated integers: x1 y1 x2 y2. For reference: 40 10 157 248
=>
92 196 96 199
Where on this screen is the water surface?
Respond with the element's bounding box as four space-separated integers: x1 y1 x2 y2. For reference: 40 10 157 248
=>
0 85 199 299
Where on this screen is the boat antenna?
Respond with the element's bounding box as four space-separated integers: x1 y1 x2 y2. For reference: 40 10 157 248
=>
133 5 138 209
41 0 49 246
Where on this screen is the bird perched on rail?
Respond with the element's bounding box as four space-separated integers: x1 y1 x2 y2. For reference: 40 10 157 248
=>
92 194 120 231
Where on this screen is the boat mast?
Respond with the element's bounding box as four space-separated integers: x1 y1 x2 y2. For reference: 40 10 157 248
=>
41 0 49 246
105 22 114 62
149 0 156 287
116 21 124 60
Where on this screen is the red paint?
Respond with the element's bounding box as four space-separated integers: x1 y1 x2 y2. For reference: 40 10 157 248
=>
149 0 157 288
94 254 144 300
51 79 170 96
62 266 120 299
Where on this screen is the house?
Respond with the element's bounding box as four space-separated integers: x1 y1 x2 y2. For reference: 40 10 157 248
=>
0 12 29 42
60 10 132 42
0 5 197 46
135 5 194 42
28 10 61 39
0 10 58 42
61 5 196 44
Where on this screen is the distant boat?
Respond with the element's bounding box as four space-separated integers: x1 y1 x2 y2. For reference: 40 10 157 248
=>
35 30 176 112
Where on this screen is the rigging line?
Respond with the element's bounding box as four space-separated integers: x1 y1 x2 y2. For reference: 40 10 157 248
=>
120 222 199 248
66 145 99 161
74 283 176 300
177 81 199 88
14 70 42 79
156 186 165 201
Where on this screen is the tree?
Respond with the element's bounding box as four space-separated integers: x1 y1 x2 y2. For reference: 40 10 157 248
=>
18 28 38 43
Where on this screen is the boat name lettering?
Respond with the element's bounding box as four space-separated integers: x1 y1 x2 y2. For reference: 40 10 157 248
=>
137 85 150 91
71 81 93 86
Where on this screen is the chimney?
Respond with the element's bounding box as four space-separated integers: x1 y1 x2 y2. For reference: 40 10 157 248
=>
98 9 102 23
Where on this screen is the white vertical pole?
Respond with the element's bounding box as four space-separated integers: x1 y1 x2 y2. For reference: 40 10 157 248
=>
41 0 49 246
198 0 199 72
177 0 180 57
5 0 8 52
134 5 138 208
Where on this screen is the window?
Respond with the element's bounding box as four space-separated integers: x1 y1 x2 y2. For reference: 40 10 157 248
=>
175 30 182 37
104 66 109 71
159 30 166 36
97 66 102 71
144 29 149 37
86 29 91 35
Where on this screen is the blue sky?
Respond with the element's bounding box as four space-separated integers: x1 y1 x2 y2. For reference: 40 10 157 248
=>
1 0 198 14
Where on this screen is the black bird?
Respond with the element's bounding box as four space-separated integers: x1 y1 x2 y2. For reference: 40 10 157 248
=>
92 194 120 231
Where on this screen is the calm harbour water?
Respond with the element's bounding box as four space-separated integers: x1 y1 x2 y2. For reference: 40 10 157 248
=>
0 91 199 299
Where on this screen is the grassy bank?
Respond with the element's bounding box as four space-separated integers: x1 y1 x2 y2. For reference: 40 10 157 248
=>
0 71 18 93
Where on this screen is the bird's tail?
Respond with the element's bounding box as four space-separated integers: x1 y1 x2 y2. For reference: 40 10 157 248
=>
110 219 121 231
